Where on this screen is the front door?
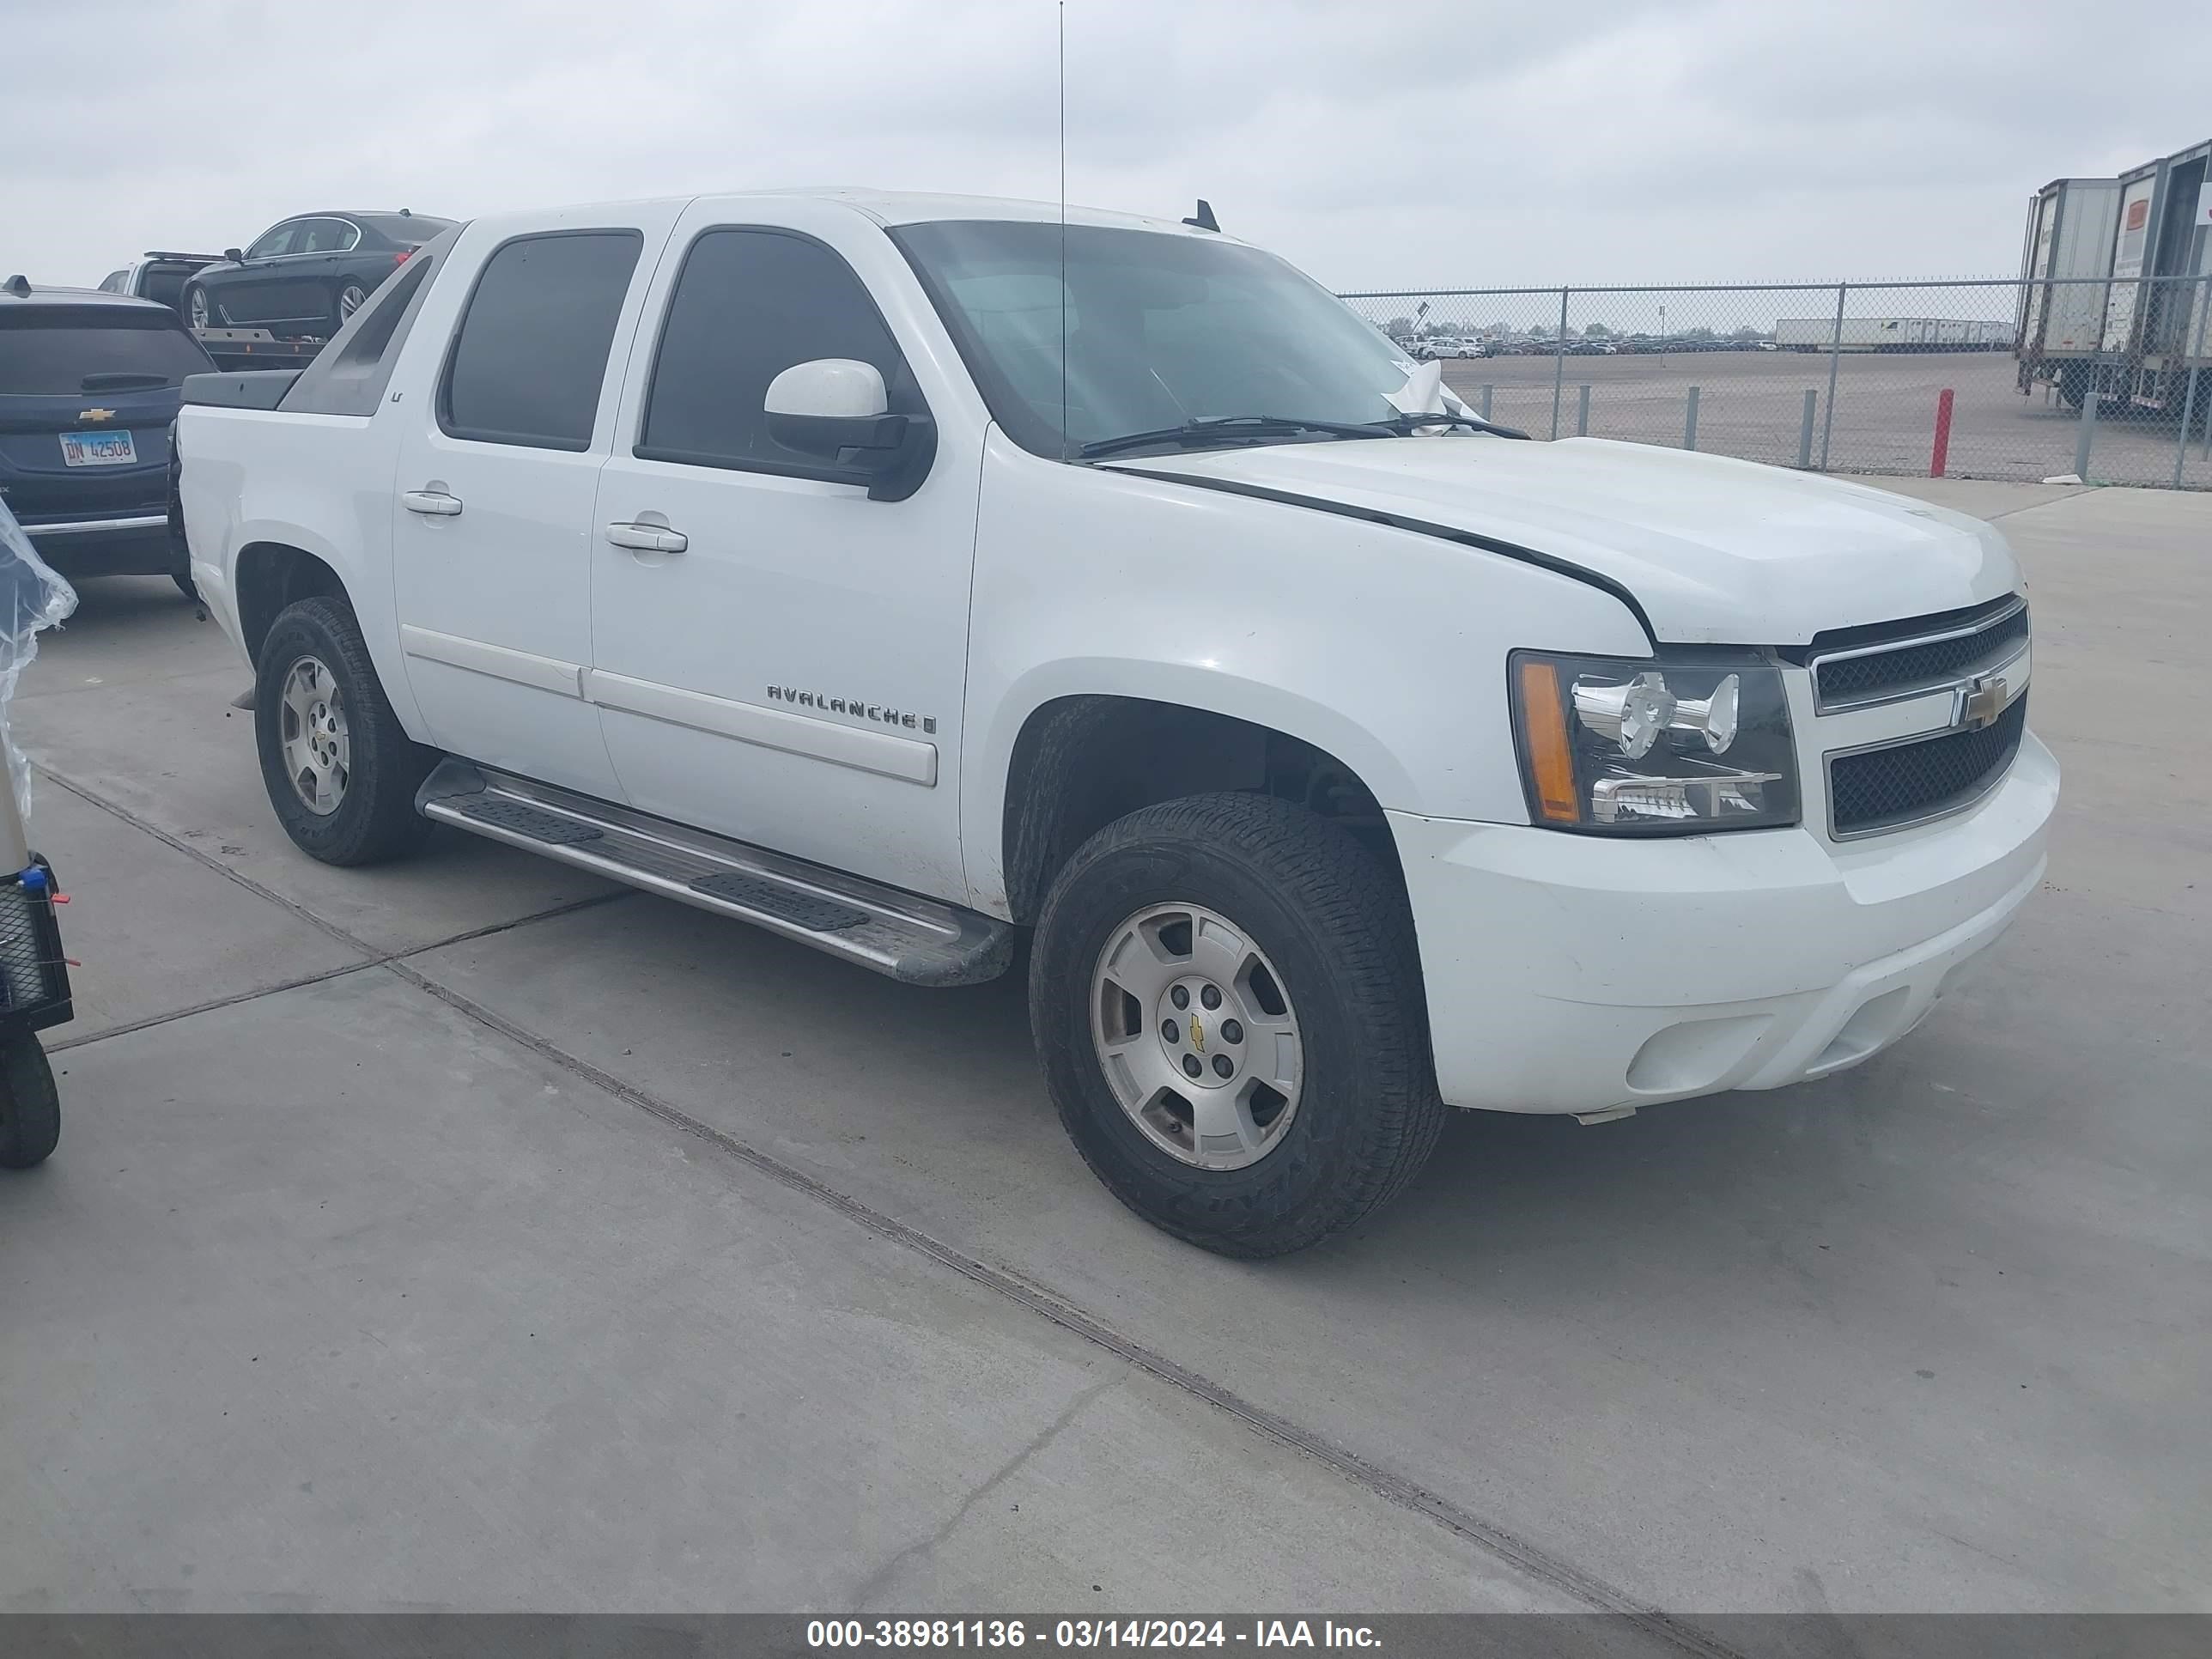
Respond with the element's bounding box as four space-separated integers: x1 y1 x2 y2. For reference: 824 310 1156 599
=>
392 213 678 798
219 222 304 325
590 205 980 903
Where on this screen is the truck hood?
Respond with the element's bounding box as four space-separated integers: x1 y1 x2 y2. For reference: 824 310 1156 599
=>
1104 436 2021 644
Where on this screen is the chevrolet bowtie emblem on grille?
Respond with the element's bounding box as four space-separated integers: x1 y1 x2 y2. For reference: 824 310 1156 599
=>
1955 665 2019 732
1188 1014 1206 1053
76 408 117 423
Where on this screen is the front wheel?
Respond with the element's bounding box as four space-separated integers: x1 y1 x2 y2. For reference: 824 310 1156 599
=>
1030 793 1444 1258
186 284 214 330
254 596 437 866
0 1036 60 1170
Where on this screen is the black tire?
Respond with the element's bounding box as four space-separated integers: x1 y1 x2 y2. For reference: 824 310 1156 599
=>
254 595 437 866
1030 793 1444 1258
0 1036 60 1170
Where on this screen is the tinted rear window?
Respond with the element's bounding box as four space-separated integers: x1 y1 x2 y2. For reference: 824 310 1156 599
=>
441 230 640 450
361 214 456 246
0 309 210 396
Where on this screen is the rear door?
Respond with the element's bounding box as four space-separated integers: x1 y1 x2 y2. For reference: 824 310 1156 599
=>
289 218 362 331
218 221 307 325
390 209 680 797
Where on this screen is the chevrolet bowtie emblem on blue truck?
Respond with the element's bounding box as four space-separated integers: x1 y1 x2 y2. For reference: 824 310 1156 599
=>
76 408 116 423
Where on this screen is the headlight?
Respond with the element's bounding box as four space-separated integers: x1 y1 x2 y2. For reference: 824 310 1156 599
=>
1510 649 1798 834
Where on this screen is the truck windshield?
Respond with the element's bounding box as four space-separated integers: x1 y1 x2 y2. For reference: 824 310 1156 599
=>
0 310 211 397
891 220 1419 459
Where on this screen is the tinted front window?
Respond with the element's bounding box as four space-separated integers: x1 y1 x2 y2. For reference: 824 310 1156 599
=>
893 220 1417 457
0 310 212 396
640 228 907 472
441 230 641 451
248 223 300 259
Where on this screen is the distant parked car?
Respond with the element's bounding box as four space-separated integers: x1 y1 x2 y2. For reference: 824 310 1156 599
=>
0 276 213 592
97 252 225 313
181 210 456 340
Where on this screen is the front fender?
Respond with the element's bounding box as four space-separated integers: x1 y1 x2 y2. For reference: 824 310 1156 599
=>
960 432 1650 910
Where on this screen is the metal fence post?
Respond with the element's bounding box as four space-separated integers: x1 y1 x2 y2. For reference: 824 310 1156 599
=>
1797 389 1817 468
1577 383 1591 436
2179 273 2209 484
1549 287 1569 440
1684 386 1700 451
2074 371 2100 483
1817 283 1845 471
1480 385 1493 421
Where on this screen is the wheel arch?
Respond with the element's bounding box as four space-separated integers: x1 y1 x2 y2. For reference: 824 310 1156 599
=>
985 678 1414 926
234 540 352 666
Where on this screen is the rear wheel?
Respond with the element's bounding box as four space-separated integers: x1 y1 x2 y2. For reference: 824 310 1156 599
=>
0 1036 60 1170
1030 793 1444 1258
335 280 368 327
254 596 437 866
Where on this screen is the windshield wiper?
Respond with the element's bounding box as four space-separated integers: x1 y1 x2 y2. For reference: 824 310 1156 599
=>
1368 410 1531 440
1077 415 1399 460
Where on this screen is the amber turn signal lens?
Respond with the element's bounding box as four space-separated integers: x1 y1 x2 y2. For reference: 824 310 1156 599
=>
1517 659 1581 823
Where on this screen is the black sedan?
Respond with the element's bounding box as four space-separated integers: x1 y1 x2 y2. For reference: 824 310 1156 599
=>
182 210 454 340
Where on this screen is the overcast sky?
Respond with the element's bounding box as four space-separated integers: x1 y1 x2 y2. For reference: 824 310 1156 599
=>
4 0 2208 297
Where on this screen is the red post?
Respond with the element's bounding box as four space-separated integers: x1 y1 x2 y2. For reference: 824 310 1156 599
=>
1929 387 1955 477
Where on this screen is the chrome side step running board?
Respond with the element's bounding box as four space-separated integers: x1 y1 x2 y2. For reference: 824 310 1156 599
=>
416 759 1013 987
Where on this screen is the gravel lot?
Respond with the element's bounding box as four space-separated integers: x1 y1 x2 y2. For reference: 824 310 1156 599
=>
1440 351 2212 489
1 479 2205 1625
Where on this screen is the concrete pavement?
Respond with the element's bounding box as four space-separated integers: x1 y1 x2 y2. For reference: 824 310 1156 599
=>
2 480 2205 1620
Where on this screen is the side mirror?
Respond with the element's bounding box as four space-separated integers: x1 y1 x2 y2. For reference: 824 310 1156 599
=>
764 359 934 500
223 247 244 264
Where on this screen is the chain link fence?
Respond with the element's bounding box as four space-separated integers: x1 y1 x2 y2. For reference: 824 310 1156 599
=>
1337 277 2212 489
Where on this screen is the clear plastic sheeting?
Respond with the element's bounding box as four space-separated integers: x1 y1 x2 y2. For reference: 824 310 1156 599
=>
0 499 80 848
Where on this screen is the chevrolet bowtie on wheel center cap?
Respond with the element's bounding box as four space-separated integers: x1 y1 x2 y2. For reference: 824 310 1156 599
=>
1091 903 1303 1170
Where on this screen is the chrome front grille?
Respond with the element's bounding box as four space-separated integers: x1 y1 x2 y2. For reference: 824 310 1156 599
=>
1827 696 2028 837
1802 593 2033 840
1809 595 2028 713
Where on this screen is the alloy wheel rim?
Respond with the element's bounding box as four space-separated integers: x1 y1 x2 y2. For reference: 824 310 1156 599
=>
1089 902 1304 1170
338 284 366 320
277 655 349 816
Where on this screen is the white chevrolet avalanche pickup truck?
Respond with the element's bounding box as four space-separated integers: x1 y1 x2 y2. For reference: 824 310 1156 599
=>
176 190 2056 1256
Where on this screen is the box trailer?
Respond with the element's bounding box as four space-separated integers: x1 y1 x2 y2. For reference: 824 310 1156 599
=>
2081 140 2209 419
2015 178 2120 362
2100 159 2165 356
2019 140 2211 422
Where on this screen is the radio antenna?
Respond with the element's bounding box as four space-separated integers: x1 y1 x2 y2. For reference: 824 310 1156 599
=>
1058 1 1069 461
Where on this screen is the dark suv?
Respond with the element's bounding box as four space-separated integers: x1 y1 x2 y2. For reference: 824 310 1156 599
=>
0 276 214 591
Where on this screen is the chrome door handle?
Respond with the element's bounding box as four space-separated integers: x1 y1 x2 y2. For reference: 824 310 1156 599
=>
401 489 463 516
605 522 688 554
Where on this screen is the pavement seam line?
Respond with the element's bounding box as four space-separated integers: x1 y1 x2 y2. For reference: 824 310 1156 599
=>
847 1373 1125 1613
31 762 635 1051
40 763 1742 1656
386 958 1744 1659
